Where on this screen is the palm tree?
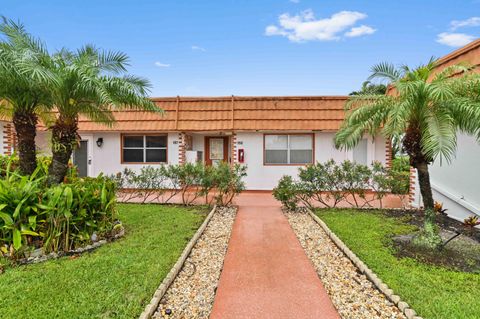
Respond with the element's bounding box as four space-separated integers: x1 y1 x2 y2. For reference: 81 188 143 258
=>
47 46 161 184
349 80 387 96
335 59 480 210
0 18 55 175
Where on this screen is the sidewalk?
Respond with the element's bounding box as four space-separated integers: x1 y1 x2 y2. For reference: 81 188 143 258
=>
210 194 340 319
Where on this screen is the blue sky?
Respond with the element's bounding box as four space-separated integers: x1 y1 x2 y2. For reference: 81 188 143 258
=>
2 0 480 96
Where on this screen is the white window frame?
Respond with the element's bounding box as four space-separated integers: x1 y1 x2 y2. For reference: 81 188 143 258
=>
264 134 314 165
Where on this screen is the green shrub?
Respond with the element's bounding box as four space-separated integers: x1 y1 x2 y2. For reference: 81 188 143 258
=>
41 176 117 252
273 175 301 211
392 156 410 173
390 156 410 194
274 160 406 210
0 158 117 257
0 154 78 182
111 162 247 206
212 163 247 206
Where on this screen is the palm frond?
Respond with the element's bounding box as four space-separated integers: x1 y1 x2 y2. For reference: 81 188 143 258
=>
421 109 457 163
368 62 403 83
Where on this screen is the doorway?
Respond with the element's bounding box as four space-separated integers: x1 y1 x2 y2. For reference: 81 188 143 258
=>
205 136 229 166
73 141 88 177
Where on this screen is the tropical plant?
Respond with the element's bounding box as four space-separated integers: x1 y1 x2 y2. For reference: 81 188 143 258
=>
0 166 45 254
0 17 55 175
349 80 387 96
0 164 117 256
335 59 480 211
41 175 116 252
47 45 161 185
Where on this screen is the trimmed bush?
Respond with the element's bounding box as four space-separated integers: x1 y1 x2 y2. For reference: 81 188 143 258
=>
274 159 405 210
111 162 247 206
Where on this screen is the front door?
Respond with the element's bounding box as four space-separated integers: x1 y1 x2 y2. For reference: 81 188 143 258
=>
205 136 229 166
73 140 89 177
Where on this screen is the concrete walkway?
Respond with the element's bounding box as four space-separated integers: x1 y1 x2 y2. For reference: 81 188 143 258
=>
210 194 340 319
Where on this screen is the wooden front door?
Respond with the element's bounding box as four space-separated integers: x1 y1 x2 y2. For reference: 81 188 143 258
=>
205 136 229 166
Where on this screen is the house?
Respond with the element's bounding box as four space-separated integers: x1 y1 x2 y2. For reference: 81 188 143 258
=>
31 96 390 190
410 39 480 221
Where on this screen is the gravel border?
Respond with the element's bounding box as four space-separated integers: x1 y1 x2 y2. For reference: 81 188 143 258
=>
139 205 218 319
305 209 423 319
153 206 236 318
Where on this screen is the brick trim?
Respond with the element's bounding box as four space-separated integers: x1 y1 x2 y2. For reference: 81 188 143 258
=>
230 133 237 165
2 123 14 155
385 138 392 169
408 167 416 207
178 132 186 164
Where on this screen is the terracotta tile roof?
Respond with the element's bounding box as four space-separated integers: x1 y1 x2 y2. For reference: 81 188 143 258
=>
435 38 480 69
71 96 349 132
431 38 480 78
387 38 480 95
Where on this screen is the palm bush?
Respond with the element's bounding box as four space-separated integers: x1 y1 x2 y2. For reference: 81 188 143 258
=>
0 17 55 175
335 60 480 210
47 46 161 185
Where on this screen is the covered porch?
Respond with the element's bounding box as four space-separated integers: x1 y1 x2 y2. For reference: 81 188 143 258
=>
180 131 238 166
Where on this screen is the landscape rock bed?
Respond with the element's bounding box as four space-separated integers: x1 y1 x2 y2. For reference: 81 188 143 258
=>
285 211 406 319
153 206 237 319
18 227 125 265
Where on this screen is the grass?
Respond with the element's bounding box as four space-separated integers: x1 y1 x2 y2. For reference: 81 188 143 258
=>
0 203 208 319
316 209 480 319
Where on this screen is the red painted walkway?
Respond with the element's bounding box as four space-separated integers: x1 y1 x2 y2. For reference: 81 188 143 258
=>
210 194 340 319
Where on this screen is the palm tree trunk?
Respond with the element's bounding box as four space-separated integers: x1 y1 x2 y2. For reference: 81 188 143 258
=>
12 111 38 175
48 116 78 185
416 161 434 209
403 124 434 210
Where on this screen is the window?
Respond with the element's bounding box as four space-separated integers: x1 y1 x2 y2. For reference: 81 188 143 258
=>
264 134 313 165
122 135 167 163
353 139 368 165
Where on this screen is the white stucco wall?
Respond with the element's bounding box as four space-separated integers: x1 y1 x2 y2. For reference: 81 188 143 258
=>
36 131 179 176
236 132 386 190
413 133 480 221
34 130 387 190
36 131 51 155
87 132 179 176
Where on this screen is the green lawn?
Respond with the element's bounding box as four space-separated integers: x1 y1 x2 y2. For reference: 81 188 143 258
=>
317 209 480 319
0 204 207 319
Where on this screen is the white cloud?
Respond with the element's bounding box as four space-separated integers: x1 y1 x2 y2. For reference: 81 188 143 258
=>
345 25 376 37
191 45 206 52
436 32 476 47
450 17 480 30
154 61 171 67
265 9 375 42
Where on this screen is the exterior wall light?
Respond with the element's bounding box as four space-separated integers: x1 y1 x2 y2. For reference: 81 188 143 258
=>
96 137 104 147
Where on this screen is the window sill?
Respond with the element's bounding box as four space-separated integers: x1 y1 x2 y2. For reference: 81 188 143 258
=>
121 162 168 165
263 163 312 166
